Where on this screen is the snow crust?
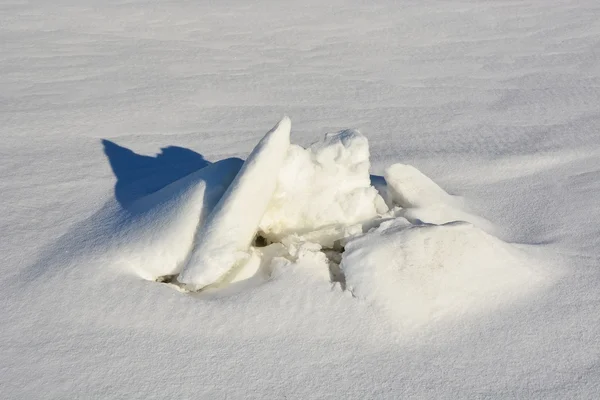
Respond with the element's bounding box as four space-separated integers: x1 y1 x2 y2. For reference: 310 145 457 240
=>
115 117 541 321
120 116 542 329
178 117 291 290
385 163 454 208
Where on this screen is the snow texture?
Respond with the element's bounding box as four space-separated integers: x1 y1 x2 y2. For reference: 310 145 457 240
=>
178 117 291 290
342 218 544 327
385 163 454 208
260 129 385 247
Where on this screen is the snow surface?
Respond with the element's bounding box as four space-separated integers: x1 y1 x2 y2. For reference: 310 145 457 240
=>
2 1 600 399
342 219 545 328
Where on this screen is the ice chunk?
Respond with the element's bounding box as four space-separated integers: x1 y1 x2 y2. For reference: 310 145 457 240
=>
259 129 385 246
116 158 243 280
341 218 543 327
178 117 292 290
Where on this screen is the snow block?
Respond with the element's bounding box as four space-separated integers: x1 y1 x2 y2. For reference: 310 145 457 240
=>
259 129 384 246
178 117 292 290
117 158 243 280
384 163 494 231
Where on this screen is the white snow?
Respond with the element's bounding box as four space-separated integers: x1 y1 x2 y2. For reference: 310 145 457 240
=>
385 163 495 232
2 1 600 399
114 157 243 280
178 117 291 290
342 218 545 328
260 129 385 247
385 163 455 209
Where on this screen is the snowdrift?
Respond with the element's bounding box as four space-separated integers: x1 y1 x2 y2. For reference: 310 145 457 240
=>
106 117 545 323
342 219 542 326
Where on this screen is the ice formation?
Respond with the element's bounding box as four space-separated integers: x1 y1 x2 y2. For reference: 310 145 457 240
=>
117 116 541 322
385 163 494 232
384 163 455 208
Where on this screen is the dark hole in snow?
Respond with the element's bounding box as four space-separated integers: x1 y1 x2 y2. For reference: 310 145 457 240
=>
155 274 176 284
324 248 346 291
253 234 269 248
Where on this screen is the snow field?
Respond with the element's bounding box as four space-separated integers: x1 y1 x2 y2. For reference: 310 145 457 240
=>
2 2 599 397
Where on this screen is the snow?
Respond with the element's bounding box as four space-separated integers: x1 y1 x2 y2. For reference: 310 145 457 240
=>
2 0 600 399
259 128 385 247
342 219 545 328
385 163 454 209
385 163 494 232
115 157 243 281
178 116 291 290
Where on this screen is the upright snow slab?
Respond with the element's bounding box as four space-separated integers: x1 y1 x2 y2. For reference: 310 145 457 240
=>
384 163 453 208
178 117 292 290
259 129 385 246
115 158 243 280
341 218 543 327
384 163 493 231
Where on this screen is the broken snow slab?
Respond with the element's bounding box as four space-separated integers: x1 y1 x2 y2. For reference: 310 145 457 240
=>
178 116 292 291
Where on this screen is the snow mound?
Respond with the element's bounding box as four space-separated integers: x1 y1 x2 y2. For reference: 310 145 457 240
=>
178 116 291 290
259 129 386 247
100 117 546 326
342 218 544 327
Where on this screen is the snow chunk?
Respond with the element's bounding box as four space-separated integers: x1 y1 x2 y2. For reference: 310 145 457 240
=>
384 163 454 208
259 129 386 246
178 117 291 290
116 158 243 281
384 163 493 231
341 218 544 327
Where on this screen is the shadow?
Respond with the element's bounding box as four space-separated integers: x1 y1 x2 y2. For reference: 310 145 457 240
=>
102 140 211 209
370 174 393 208
369 174 386 188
